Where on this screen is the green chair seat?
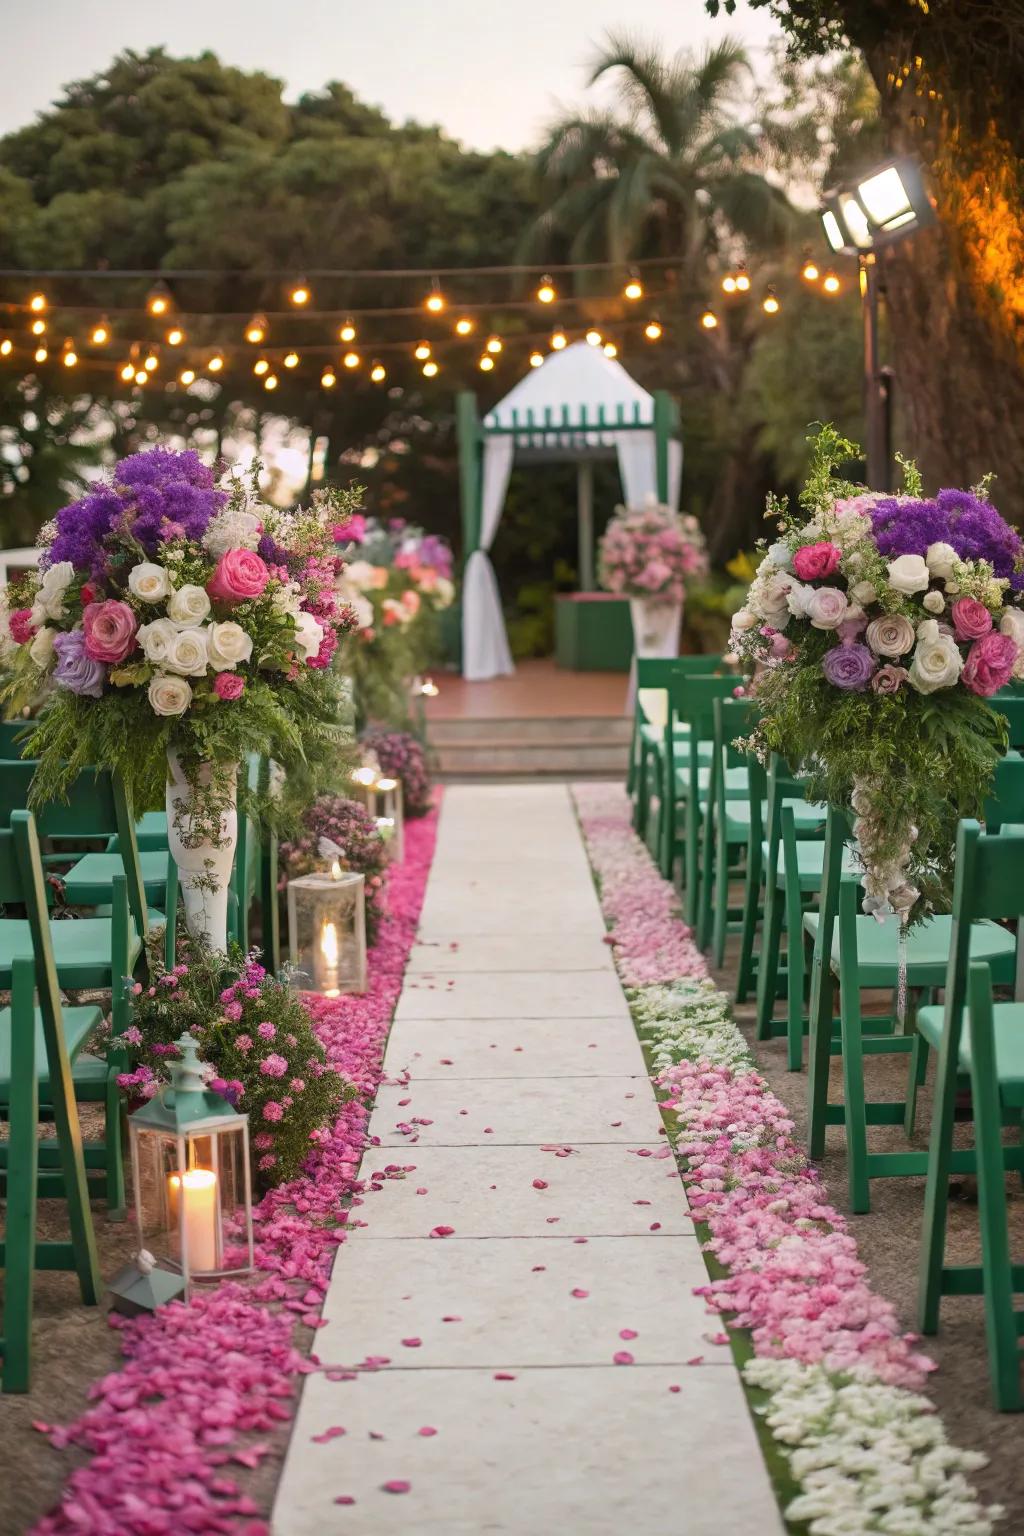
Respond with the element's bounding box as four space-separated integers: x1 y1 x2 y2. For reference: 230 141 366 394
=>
725 798 826 842
106 810 168 853
803 910 1016 989
62 850 169 907
916 1002 1024 1103
0 918 143 990
766 838 861 891
642 723 711 759
0 1005 103 1092
681 765 750 799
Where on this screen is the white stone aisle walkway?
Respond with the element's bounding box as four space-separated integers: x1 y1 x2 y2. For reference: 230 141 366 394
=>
273 785 782 1535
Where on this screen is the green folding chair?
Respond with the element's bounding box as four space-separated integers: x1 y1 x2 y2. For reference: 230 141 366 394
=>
805 804 1017 1213
0 812 102 1391
656 674 738 912
0 720 32 760
696 696 760 963
630 656 722 839
916 821 1024 1410
991 691 1024 750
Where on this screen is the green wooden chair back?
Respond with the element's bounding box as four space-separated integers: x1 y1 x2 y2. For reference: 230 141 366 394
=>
761 753 811 859
990 692 1024 750
665 674 741 802
636 656 723 689
0 762 148 933
937 820 1024 1065
0 721 31 760
710 695 759 822
983 753 1024 831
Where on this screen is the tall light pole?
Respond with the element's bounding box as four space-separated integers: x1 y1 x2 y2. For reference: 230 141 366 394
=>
820 157 935 492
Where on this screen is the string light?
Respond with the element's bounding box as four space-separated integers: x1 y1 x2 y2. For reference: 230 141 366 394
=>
289 277 311 306
551 329 568 350
34 345 48 363
454 317 474 336
343 351 360 369
253 358 270 376
133 368 148 384
701 309 718 330
721 273 738 294
90 318 110 345
264 372 279 391
119 361 135 382
31 318 46 336
422 359 439 377
823 271 841 294
603 341 618 357
28 291 47 313
414 340 432 360
339 319 357 343
144 350 159 371
425 279 446 314
623 273 643 300
62 338 78 368
321 366 337 388
536 276 557 304
0 338 11 356
735 268 751 293
479 354 495 371
208 353 225 372
486 335 503 354
283 351 299 368
146 280 172 316
644 319 663 341
762 288 780 315
801 258 820 282
585 329 602 346
180 367 196 385
529 350 544 368
370 361 386 382
166 327 185 346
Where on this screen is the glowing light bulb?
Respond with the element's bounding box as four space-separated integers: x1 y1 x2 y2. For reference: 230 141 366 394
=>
31 318 46 336
425 285 446 313
529 350 544 368
536 276 556 304
823 271 841 295
264 373 279 391
180 368 196 385
701 310 718 330
166 327 184 346
343 351 360 369
762 289 780 315
623 276 643 300
801 259 820 282
370 362 386 382
0 338 11 356
585 329 602 346
479 354 495 372
321 367 337 388
208 353 224 372
414 340 432 360
253 358 269 376
486 335 502 354
144 352 159 371
62 339 78 367
455 317 474 336
422 359 439 377
90 319 110 346
603 341 618 357
134 368 148 384
34 345 48 363
551 329 567 350
245 314 267 344
722 274 738 294
290 278 310 306
120 361 135 381
339 319 356 343
28 291 46 313
735 269 751 293
146 281 172 316
283 351 299 368
644 319 663 341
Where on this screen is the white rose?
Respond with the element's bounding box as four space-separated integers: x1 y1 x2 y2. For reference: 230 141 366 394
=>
922 590 945 614
206 620 253 671
806 587 849 630
343 560 376 591
1000 609 1024 679
31 559 76 623
433 576 455 608
908 631 963 693
203 508 263 558
29 626 56 669
849 580 877 606
293 610 324 661
166 584 211 628
764 541 793 570
925 542 958 581
785 581 814 618
887 553 930 595
730 608 757 633
127 561 172 604
163 627 209 677
138 617 178 664
148 674 193 717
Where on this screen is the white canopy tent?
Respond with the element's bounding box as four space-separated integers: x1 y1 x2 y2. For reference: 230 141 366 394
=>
457 342 682 681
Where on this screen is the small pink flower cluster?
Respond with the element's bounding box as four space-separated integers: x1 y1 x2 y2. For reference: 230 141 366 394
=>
34 796 441 1535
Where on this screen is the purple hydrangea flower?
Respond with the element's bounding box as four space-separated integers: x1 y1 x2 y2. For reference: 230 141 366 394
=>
869 490 1024 591
52 629 106 698
47 449 226 572
822 642 876 691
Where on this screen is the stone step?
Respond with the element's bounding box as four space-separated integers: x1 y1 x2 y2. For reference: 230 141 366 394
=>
427 715 631 746
435 741 629 777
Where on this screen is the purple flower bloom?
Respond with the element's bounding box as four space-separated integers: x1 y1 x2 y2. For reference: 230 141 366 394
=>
822 642 876 691
52 630 106 698
869 490 1024 591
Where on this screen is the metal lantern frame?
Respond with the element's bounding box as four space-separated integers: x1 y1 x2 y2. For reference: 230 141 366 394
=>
127 1033 254 1296
287 866 368 995
374 774 405 863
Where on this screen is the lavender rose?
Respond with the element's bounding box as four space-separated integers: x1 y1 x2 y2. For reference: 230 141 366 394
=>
52 629 105 698
822 642 876 691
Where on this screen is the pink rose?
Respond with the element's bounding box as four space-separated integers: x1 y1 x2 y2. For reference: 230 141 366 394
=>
9 608 35 644
951 597 993 642
82 600 138 663
871 664 909 694
401 589 421 616
962 631 1018 696
213 671 246 701
207 548 269 605
262 1100 284 1123
792 541 842 582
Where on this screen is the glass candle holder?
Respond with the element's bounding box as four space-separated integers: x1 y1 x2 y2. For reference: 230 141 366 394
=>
287 867 367 995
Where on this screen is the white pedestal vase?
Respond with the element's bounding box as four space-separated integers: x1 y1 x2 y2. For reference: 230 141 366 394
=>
166 750 238 951
626 597 683 713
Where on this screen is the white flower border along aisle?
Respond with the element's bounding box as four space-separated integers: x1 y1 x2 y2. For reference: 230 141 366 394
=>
571 783 1001 1536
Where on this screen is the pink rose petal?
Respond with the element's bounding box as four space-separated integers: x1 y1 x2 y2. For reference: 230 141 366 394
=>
613 1351 634 1365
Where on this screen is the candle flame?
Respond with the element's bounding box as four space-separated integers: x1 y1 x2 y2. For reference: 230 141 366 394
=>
321 920 339 966
351 766 377 787
330 858 342 881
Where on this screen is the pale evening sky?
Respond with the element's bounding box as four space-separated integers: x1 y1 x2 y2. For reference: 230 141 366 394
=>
4 0 783 150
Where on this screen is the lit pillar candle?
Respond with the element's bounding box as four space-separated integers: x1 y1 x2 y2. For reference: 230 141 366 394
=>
319 918 341 997
175 1168 219 1272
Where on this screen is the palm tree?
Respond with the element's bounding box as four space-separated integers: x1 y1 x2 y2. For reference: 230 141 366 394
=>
530 35 793 280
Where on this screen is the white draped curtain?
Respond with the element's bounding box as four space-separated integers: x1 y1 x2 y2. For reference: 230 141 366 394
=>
461 431 683 682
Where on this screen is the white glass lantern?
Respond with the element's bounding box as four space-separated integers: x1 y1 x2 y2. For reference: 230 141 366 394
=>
374 775 405 863
287 866 367 994
126 1033 254 1299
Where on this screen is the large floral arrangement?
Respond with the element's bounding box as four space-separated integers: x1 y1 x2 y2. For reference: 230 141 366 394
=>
279 794 390 940
598 501 709 605
730 427 1024 919
1 450 360 817
337 516 454 725
118 942 349 1186
359 725 433 817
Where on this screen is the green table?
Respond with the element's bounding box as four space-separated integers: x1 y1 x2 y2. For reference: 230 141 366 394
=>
555 594 633 672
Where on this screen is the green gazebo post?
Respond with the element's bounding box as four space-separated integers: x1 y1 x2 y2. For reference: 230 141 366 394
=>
456 390 483 576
